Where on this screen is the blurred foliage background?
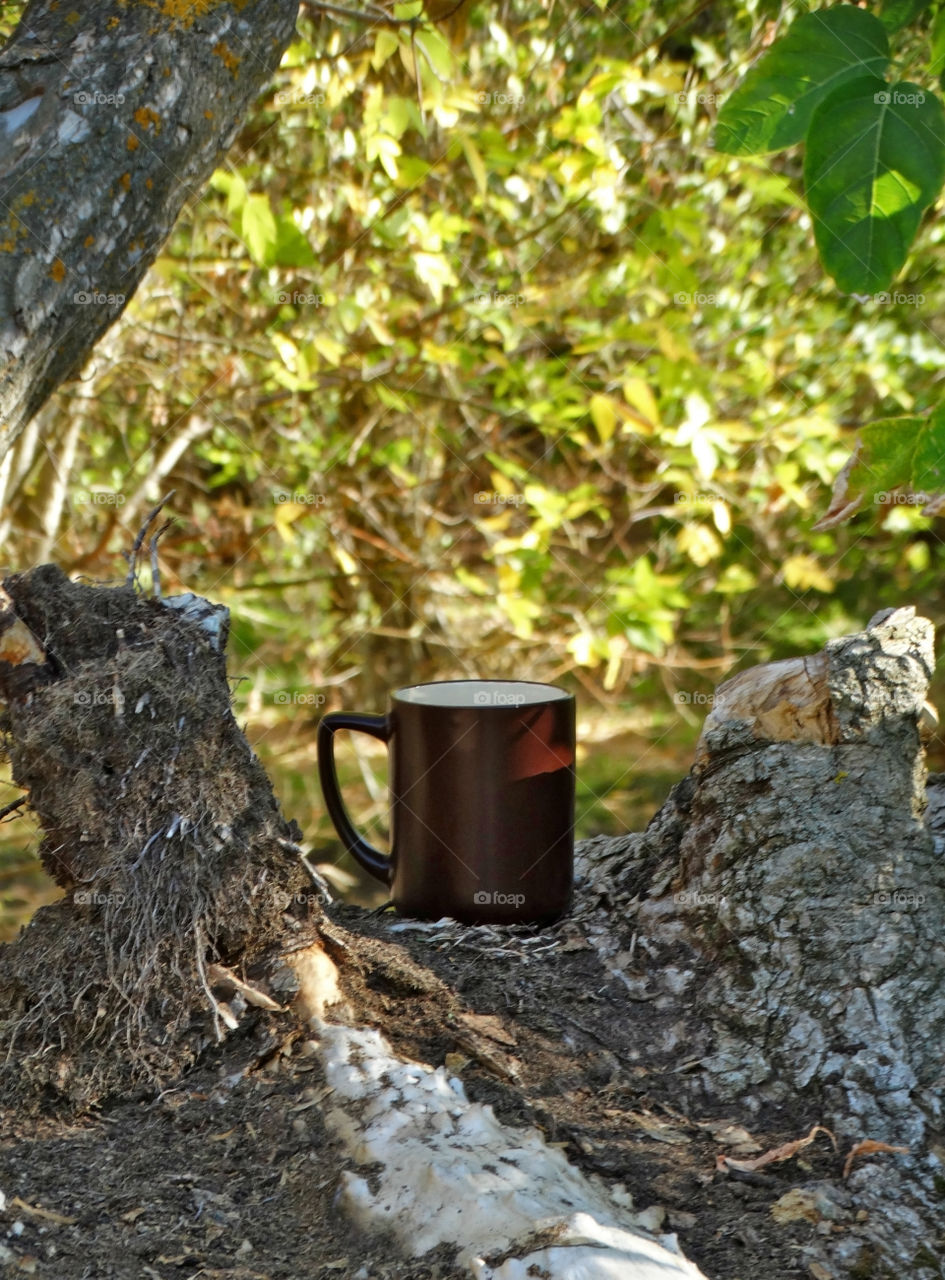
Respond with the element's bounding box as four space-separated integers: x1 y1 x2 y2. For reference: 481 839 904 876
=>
3 0 945 934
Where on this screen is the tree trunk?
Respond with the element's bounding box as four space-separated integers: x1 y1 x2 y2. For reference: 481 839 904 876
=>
0 0 299 460
0 577 942 1278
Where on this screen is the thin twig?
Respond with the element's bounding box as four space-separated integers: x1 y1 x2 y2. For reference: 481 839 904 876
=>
148 520 173 600
0 796 27 822
124 491 176 589
276 837 335 905
300 0 421 28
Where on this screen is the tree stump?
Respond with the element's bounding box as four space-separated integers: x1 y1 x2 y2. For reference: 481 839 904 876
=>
618 605 944 1146
0 563 315 1107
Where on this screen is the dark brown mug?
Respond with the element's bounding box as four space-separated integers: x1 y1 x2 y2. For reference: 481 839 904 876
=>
317 680 575 924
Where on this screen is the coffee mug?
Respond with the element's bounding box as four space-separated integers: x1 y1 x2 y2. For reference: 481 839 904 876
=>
317 680 575 924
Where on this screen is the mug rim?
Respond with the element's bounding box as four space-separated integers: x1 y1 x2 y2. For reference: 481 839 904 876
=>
392 678 573 708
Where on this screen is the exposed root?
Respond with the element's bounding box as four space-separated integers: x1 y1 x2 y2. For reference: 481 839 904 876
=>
0 564 313 1109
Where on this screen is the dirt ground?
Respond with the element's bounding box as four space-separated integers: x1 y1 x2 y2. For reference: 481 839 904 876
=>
0 890 886 1280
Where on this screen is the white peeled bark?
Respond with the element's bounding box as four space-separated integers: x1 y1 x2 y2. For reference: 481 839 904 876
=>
312 1017 709 1280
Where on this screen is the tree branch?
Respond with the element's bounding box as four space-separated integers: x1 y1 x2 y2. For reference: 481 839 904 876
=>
299 0 419 28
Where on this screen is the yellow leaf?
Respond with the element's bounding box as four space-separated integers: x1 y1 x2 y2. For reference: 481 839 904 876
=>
603 637 626 691
711 500 731 535
647 64 684 94
490 470 516 496
656 326 684 361
413 250 457 304
497 562 520 592
372 29 399 71
676 524 721 567
782 555 834 593
589 393 617 444
366 132 400 179
716 564 756 594
455 567 491 596
481 511 513 533
331 545 359 576
499 593 540 638
271 333 299 372
691 433 717 481
568 632 598 667
460 135 488 196
421 339 460 366
622 376 660 430
273 501 305 544
311 333 345 365
365 312 395 345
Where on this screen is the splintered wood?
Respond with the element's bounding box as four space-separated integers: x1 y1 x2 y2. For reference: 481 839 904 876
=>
697 651 835 756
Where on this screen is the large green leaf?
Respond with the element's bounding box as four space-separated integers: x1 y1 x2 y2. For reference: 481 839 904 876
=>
714 8 889 155
815 416 923 528
804 78 945 293
911 403 945 494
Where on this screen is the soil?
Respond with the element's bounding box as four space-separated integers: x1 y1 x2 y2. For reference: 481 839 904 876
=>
0 897 875 1280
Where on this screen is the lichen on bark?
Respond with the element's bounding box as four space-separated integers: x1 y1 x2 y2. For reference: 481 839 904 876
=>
0 0 299 459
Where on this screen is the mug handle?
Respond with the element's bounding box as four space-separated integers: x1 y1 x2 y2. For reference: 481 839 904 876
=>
317 711 392 884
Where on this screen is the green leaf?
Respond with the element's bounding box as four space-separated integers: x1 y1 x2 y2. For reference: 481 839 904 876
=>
880 0 932 32
931 7 945 77
211 169 248 216
241 194 278 266
804 78 945 293
272 216 316 268
375 383 410 412
911 403 945 495
815 416 923 528
414 28 454 82
714 8 889 155
336 297 364 334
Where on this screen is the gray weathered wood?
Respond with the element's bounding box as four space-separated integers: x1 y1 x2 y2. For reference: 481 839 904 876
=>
576 606 945 1277
636 606 943 1143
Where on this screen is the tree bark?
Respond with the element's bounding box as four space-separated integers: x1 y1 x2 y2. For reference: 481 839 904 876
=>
627 606 944 1146
0 0 299 461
